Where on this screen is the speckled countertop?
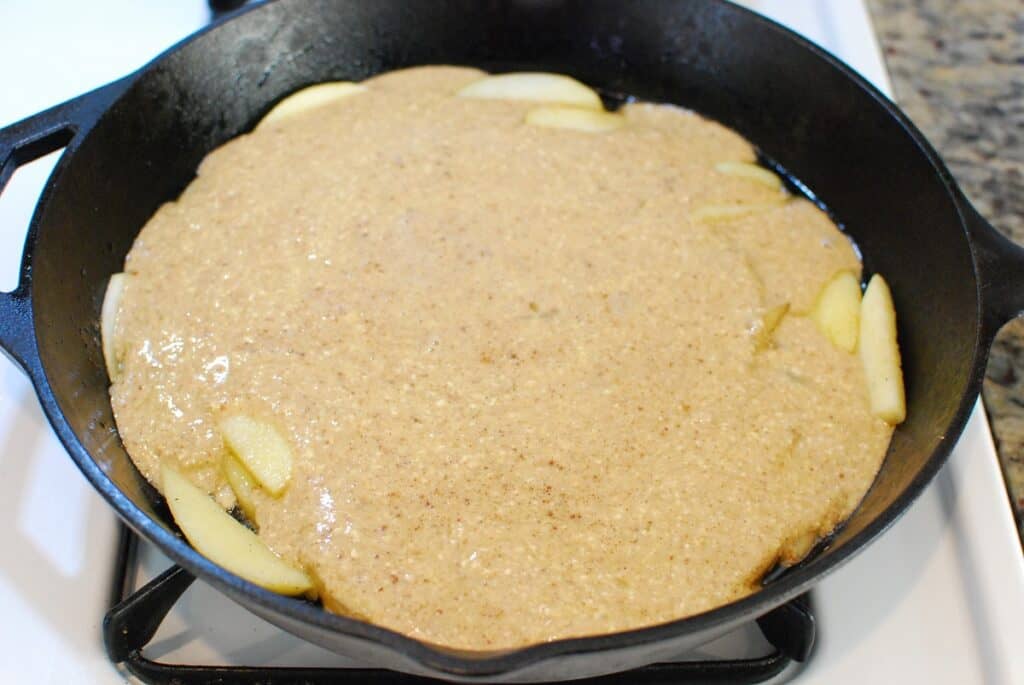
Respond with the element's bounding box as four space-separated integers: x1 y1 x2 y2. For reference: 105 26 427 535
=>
866 0 1023 545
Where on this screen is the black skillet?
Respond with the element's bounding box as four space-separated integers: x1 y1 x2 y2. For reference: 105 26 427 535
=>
1 0 1021 681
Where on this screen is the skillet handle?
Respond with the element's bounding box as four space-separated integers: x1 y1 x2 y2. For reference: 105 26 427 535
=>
0 79 128 375
963 196 1024 336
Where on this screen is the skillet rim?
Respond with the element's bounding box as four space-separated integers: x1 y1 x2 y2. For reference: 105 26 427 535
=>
18 0 990 677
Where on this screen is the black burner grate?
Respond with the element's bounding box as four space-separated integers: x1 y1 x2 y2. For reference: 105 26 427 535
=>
103 526 815 685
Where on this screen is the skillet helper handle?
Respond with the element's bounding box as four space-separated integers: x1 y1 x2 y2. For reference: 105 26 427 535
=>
963 197 1024 334
0 80 126 373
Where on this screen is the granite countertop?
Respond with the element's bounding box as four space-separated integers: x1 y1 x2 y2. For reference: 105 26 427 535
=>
867 0 1024 545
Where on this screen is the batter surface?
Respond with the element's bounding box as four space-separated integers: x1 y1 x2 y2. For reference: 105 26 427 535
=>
110 66 892 649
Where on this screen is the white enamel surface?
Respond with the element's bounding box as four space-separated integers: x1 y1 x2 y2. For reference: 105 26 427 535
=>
0 3 211 683
0 1 1020 683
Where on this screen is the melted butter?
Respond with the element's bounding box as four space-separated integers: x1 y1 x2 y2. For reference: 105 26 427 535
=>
110 66 892 649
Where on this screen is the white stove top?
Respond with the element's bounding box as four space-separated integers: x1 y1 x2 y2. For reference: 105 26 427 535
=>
1 1 1022 683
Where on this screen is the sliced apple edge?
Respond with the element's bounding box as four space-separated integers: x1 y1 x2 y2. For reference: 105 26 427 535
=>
859 274 906 425
525 105 625 133
714 161 784 191
258 82 366 128
101 273 126 382
457 72 603 110
223 453 261 524
161 465 313 595
779 528 819 566
691 201 787 223
811 270 862 352
751 302 790 351
220 415 294 496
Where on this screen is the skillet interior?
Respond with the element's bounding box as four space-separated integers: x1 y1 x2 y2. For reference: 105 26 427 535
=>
21 0 983 679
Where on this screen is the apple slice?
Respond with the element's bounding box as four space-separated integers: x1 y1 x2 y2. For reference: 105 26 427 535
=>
101 273 126 382
525 105 625 132
220 416 293 496
258 82 366 128
457 72 603 110
691 202 785 223
162 465 312 595
811 271 862 352
223 453 260 524
859 274 906 424
780 528 819 566
714 161 784 191
751 303 790 351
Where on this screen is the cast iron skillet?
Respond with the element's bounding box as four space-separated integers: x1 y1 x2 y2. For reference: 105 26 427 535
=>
1 0 1022 681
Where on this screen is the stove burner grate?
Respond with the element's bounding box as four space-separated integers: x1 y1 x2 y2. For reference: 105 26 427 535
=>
103 526 815 684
